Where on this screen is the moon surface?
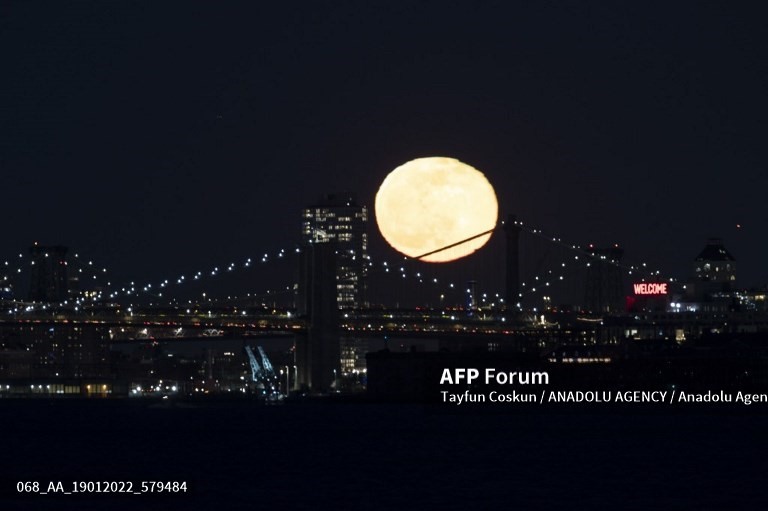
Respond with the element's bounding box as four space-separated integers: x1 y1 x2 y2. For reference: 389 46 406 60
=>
375 157 498 262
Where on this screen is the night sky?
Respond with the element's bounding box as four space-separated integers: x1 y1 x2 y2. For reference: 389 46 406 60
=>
3 2 768 296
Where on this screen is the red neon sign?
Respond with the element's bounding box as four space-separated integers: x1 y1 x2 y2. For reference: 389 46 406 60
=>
633 283 668 295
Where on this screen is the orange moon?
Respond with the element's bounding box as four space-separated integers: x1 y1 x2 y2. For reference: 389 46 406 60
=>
375 157 498 262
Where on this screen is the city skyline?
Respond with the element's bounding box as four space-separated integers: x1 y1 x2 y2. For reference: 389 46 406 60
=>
3 2 768 289
3 5 768 507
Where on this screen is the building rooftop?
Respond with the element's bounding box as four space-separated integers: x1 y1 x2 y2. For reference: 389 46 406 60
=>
695 238 735 262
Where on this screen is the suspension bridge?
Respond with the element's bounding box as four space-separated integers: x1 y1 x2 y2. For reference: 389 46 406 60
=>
0 215 697 367
0 216 676 320
2 217 764 396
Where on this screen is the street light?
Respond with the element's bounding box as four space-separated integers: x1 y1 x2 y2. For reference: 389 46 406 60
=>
284 366 290 395
293 365 297 391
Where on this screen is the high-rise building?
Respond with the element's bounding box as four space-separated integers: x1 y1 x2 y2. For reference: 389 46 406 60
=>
28 244 68 302
691 238 736 298
694 238 736 285
301 193 369 309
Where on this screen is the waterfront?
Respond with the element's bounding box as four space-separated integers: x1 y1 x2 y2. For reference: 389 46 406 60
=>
2 399 767 509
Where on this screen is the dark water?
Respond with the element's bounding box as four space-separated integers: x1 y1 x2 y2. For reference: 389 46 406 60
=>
2 399 767 510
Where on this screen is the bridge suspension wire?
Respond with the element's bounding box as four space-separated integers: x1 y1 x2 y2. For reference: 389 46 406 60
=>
0 253 27 290
2 214 680 312
92 246 300 304
188 253 508 310
413 227 497 260
362 252 506 309
503 217 685 313
0 244 304 311
367 216 681 309
68 253 112 290
515 221 676 283
0 251 114 309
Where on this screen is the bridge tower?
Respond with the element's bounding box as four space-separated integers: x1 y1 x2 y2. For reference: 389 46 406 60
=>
295 242 340 392
504 214 521 308
584 246 624 314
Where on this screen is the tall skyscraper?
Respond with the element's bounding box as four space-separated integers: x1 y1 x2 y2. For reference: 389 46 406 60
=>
301 193 369 309
28 244 69 302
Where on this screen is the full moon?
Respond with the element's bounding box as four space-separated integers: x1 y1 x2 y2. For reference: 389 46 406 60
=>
375 157 498 262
